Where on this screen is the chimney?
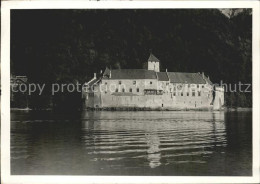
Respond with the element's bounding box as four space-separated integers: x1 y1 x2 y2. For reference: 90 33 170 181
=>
109 70 112 78
94 73 96 79
166 68 168 72
100 70 102 74
202 72 204 79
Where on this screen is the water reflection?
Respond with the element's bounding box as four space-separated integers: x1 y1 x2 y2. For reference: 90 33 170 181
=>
11 110 252 175
80 111 227 170
146 132 161 168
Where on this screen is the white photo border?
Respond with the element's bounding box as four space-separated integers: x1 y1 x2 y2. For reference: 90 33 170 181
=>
1 1 260 184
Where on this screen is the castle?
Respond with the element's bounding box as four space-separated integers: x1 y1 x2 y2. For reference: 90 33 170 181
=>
82 53 224 110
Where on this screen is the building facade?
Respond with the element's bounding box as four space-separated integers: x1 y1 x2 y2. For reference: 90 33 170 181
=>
82 54 224 110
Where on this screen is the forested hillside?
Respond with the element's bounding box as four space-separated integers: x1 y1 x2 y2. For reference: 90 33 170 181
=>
11 9 252 109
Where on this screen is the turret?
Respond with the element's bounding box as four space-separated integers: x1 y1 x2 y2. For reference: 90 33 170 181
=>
147 53 160 72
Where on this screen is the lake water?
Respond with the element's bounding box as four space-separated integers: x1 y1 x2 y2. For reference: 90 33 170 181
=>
11 110 252 176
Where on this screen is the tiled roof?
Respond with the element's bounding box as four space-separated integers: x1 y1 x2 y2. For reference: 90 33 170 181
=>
109 69 157 80
157 72 169 81
167 72 206 84
148 53 160 62
102 68 211 84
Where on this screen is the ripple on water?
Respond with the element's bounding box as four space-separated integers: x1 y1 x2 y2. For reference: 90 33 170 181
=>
12 111 250 176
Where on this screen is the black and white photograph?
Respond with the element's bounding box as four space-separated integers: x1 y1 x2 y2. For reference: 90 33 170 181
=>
1 1 260 184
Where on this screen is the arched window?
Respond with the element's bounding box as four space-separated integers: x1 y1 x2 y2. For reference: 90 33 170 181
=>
137 88 139 92
129 88 132 92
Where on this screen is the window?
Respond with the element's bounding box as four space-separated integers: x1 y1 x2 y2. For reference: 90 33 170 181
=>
166 82 169 86
192 91 195 96
181 92 183 96
173 92 176 96
197 84 199 88
129 88 132 92
187 92 189 96
137 88 139 92
105 82 107 85
115 88 118 92
122 88 125 92
188 84 190 88
198 91 201 96
202 85 204 88
150 81 152 84
133 81 136 85
119 81 121 85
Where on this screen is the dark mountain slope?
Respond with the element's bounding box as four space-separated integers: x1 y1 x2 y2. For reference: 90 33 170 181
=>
11 9 252 108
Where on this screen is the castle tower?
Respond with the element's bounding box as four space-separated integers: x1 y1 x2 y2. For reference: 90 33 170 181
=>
147 53 160 72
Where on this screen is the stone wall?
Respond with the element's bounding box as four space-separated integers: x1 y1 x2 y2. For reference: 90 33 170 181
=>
99 92 213 110
213 87 225 110
100 79 159 95
83 78 223 110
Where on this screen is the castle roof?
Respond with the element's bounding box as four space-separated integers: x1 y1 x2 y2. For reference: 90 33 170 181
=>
102 68 212 84
157 72 169 81
108 69 157 80
167 72 206 84
148 53 160 62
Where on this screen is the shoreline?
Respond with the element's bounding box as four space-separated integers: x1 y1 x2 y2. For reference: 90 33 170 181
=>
10 107 252 112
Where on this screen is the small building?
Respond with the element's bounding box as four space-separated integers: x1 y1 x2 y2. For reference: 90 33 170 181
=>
10 75 28 102
82 53 224 110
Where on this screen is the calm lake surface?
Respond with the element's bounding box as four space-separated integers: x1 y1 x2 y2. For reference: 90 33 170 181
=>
11 110 252 176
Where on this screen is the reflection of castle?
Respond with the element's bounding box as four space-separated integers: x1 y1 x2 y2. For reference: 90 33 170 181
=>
81 111 163 169
82 53 224 110
80 111 226 169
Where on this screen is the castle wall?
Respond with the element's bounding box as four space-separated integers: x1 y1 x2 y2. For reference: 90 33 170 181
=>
99 87 213 110
99 94 213 110
83 78 220 110
100 79 159 95
213 87 225 110
84 93 94 108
